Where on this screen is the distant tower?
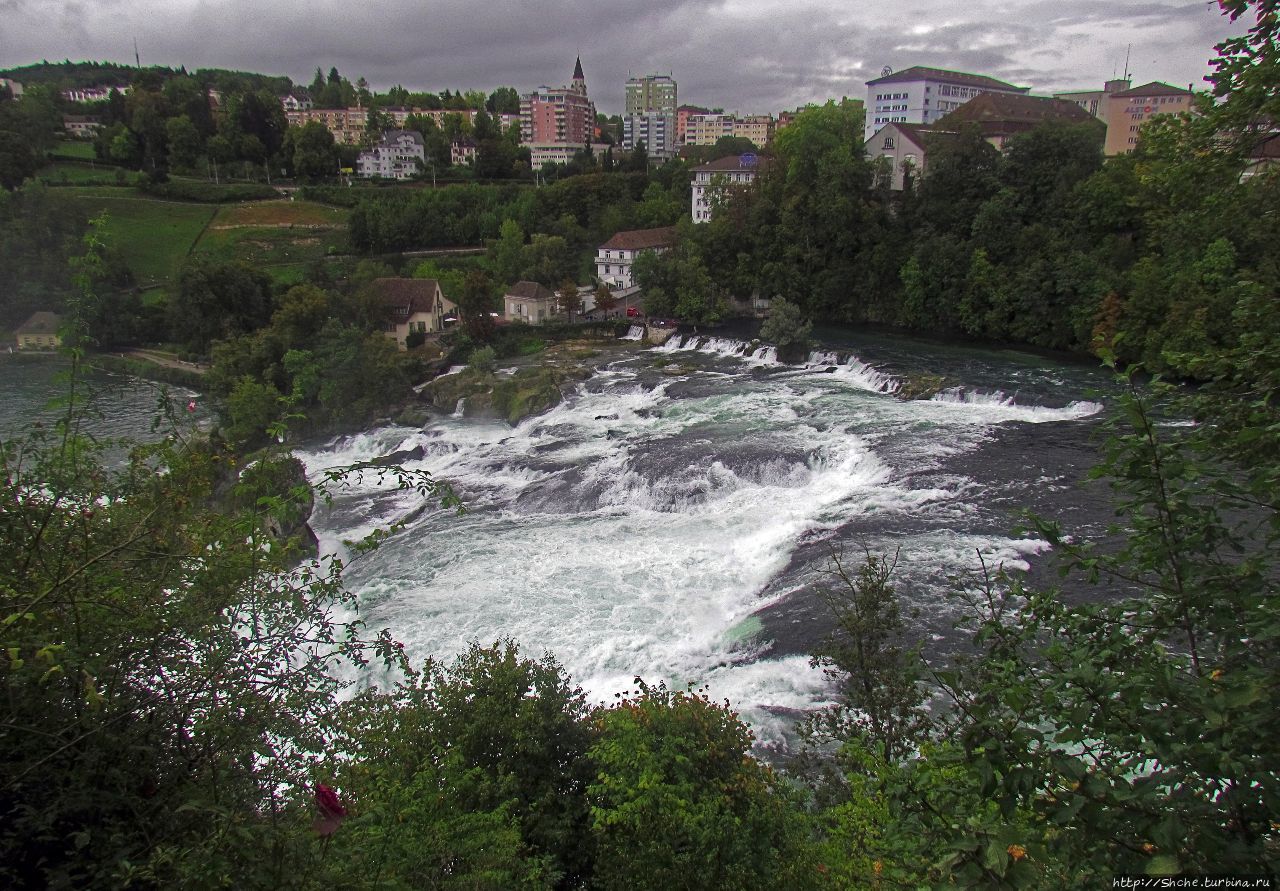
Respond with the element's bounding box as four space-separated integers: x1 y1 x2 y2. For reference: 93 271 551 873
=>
520 56 597 145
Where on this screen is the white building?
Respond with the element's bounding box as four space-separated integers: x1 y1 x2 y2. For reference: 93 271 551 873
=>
623 113 676 161
690 154 762 223
595 226 678 290
357 130 426 180
281 94 313 112
863 65 1028 141
529 141 612 169
0 78 23 99
451 138 477 166
62 86 129 104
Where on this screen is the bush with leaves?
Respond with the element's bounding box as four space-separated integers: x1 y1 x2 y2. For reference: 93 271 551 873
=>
0 361 454 888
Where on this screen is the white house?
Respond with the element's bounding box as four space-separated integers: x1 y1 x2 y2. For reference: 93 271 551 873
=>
504 280 558 324
357 130 426 180
691 154 762 223
863 123 935 191
373 278 456 348
863 65 1029 141
281 94 313 112
0 78 23 99
595 226 678 290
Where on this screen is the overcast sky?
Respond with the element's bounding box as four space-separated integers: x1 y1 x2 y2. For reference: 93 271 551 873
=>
0 0 1245 113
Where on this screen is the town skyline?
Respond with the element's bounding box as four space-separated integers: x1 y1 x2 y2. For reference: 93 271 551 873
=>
0 0 1245 115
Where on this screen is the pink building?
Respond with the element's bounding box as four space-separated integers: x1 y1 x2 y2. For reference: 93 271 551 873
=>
677 105 709 146
520 57 596 145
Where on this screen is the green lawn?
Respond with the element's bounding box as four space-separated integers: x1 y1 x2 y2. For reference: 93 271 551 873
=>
191 199 349 271
66 189 217 289
56 191 350 294
49 140 98 161
38 162 134 186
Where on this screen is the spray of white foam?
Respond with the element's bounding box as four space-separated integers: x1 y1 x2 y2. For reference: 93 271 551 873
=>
298 344 1101 743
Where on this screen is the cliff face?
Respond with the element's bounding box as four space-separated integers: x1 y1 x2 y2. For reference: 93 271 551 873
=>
221 452 319 562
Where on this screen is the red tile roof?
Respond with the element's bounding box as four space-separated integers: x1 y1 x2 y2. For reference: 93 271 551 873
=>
599 226 678 252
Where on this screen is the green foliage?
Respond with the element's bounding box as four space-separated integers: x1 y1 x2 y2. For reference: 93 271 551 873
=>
469 344 497 373
0 371 408 888
169 256 274 354
758 296 812 363
589 680 814 891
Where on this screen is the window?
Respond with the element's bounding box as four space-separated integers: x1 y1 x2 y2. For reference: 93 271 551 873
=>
883 135 895 149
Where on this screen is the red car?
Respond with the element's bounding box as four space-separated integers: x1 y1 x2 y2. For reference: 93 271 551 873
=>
626 306 640 317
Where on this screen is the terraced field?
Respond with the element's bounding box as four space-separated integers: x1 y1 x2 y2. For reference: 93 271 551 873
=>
61 188 350 292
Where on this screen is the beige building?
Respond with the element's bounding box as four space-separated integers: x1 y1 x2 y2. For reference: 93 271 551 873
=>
864 124 935 191
1103 82 1195 155
733 115 775 147
684 113 736 146
284 107 369 144
373 279 455 348
504 280 559 324
15 312 62 350
1053 79 1131 121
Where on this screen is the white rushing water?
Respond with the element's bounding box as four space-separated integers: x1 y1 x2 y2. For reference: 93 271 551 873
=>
297 337 1104 747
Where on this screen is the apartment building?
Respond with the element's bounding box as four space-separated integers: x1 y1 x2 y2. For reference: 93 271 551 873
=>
624 74 677 160
691 154 762 223
685 113 736 146
521 57 596 146
357 130 426 179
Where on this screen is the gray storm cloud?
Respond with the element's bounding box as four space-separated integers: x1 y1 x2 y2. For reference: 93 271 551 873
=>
0 0 1243 112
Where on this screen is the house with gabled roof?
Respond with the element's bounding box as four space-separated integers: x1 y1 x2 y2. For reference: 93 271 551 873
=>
15 311 62 350
504 280 559 324
935 92 1102 149
864 123 945 191
372 278 455 348
595 226 678 290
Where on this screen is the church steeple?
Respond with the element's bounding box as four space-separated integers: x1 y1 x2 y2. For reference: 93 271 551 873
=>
572 56 585 83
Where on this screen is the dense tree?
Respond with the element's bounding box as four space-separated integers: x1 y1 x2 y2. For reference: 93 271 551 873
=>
589 681 814 891
285 120 338 182
169 257 274 354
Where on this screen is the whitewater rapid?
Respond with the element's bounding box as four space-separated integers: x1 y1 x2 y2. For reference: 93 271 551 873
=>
297 336 1104 747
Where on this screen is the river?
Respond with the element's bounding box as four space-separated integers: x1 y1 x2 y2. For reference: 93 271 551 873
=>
292 330 1117 748
0 357 207 460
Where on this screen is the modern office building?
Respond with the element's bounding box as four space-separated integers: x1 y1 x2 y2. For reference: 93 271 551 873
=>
1102 81 1195 155
863 65 1029 141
